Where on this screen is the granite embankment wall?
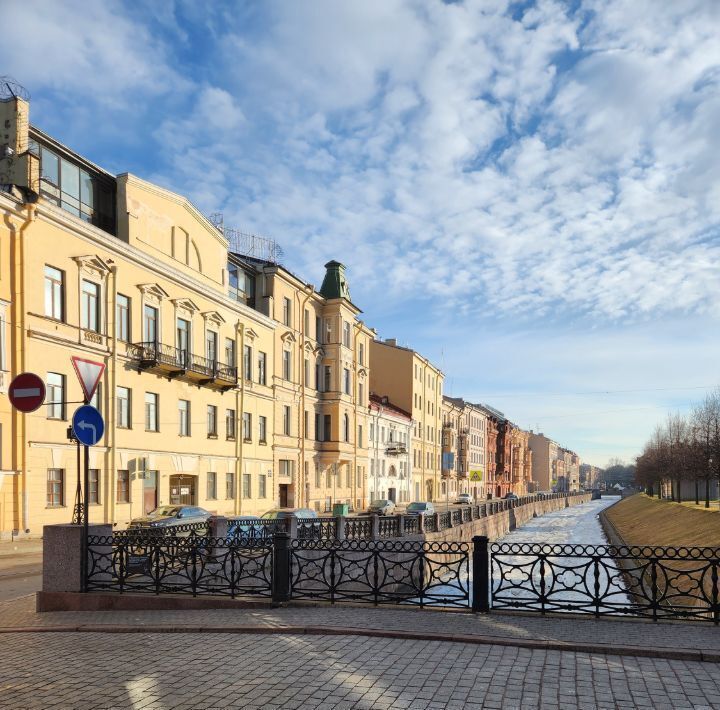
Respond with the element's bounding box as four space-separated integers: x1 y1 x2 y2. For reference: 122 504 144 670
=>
425 493 593 543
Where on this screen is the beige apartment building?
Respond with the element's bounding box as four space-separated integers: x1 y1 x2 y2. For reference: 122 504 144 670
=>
442 396 488 501
0 91 370 537
528 432 560 492
231 255 373 512
370 339 443 502
510 427 533 495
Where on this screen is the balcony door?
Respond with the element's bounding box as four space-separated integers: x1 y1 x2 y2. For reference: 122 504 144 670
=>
206 330 217 367
143 305 158 345
177 318 190 368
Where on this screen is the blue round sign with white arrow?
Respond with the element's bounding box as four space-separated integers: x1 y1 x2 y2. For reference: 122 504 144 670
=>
72 405 105 447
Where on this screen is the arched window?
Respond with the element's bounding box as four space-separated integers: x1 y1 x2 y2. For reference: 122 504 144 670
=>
343 414 350 442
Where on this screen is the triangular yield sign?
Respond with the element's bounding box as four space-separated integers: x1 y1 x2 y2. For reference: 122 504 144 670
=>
71 356 106 402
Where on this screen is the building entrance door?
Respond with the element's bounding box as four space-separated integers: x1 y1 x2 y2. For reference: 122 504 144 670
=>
388 487 396 503
143 471 158 514
425 480 434 502
170 475 197 505
279 483 289 508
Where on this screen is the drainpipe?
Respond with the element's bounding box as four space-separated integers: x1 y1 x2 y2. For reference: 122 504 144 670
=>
6 204 35 535
297 285 313 508
351 319 364 508
236 320 244 516
108 264 118 524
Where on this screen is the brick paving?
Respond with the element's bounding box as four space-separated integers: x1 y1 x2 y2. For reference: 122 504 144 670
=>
1 630 719 709
2 595 720 659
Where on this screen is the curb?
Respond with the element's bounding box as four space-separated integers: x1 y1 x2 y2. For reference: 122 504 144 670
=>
0 623 716 662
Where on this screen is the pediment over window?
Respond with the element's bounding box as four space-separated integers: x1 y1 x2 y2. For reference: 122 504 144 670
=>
304 341 315 354
137 283 169 300
171 297 200 313
244 327 258 341
357 367 368 378
202 310 225 326
280 331 297 344
313 346 325 358
73 255 111 279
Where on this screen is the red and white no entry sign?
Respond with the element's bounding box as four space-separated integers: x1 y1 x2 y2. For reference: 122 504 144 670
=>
8 372 46 413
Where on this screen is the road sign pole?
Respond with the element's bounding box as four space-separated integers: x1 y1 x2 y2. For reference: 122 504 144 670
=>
81 443 89 592
72 438 82 525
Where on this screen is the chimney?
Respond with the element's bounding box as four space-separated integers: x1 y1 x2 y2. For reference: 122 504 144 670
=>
0 80 40 199
385 338 397 346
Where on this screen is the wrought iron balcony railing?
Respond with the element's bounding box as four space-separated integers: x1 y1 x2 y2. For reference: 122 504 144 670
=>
129 341 238 389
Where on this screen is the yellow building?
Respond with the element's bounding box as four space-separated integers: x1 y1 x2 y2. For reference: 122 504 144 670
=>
369 339 443 502
229 254 373 512
0 92 371 537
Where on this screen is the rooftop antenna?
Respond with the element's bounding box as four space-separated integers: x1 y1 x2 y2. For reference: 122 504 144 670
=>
0 77 30 102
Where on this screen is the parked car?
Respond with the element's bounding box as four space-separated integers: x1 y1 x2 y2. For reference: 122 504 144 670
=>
128 505 211 532
261 508 319 520
454 493 474 505
226 515 270 543
405 502 435 516
503 492 519 500
367 499 396 515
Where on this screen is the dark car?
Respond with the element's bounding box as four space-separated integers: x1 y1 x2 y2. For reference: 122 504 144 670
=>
503 493 519 500
128 505 211 532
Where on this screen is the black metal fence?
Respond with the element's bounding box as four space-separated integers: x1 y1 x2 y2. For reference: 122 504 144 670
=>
85 531 720 622
489 541 720 623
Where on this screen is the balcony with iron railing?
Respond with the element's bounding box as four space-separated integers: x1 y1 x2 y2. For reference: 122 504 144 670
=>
385 443 408 456
129 342 238 390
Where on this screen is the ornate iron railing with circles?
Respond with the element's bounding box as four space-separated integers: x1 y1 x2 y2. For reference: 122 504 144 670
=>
289 538 470 608
490 541 720 623
85 533 272 597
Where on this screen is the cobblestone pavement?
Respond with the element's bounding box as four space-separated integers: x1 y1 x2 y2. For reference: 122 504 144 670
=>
2 595 720 659
2 630 720 710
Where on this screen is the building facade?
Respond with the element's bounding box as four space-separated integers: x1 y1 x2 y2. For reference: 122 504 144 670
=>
368 394 412 505
369 339 443 502
0 93 372 536
528 432 560 492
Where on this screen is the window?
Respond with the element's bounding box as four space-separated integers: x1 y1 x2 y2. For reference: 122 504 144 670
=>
207 472 217 500
176 318 190 365
315 413 321 441
304 309 310 335
243 345 252 381
47 373 65 419
343 414 350 442
116 470 130 503
242 473 251 498
259 474 267 498
116 294 130 341
259 415 267 443
206 330 217 364
44 265 64 321
279 460 293 477
243 412 252 441
324 414 331 442
343 368 351 395
315 464 321 488
359 343 365 366
324 365 332 392
47 469 64 507
224 337 236 368
81 280 101 332
143 305 158 343
283 405 291 436
89 469 100 505
343 321 351 347
207 405 218 437
226 472 234 499
117 386 130 428
283 297 291 326
315 363 321 391
358 424 363 448
226 409 236 440
227 262 255 305
144 392 159 432
283 350 292 380
257 351 266 385
359 382 365 405
304 358 310 386
179 400 190 436
315 316 321 342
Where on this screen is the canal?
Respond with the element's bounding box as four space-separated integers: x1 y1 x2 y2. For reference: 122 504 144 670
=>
489 495 631 612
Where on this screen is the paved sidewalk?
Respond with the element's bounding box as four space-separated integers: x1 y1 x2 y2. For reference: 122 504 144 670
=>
2 629 720 709
1 594 720 661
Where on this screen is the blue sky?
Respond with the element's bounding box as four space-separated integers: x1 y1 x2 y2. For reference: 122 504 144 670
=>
3 0 720 467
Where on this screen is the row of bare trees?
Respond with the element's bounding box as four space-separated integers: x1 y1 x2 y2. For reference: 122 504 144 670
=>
635 389 720 507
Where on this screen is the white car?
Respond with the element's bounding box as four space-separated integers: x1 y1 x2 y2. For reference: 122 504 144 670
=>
455 493 474 505
367 499 396 515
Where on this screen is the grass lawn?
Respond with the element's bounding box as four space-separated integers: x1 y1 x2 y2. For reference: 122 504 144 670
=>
604 494 720 547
